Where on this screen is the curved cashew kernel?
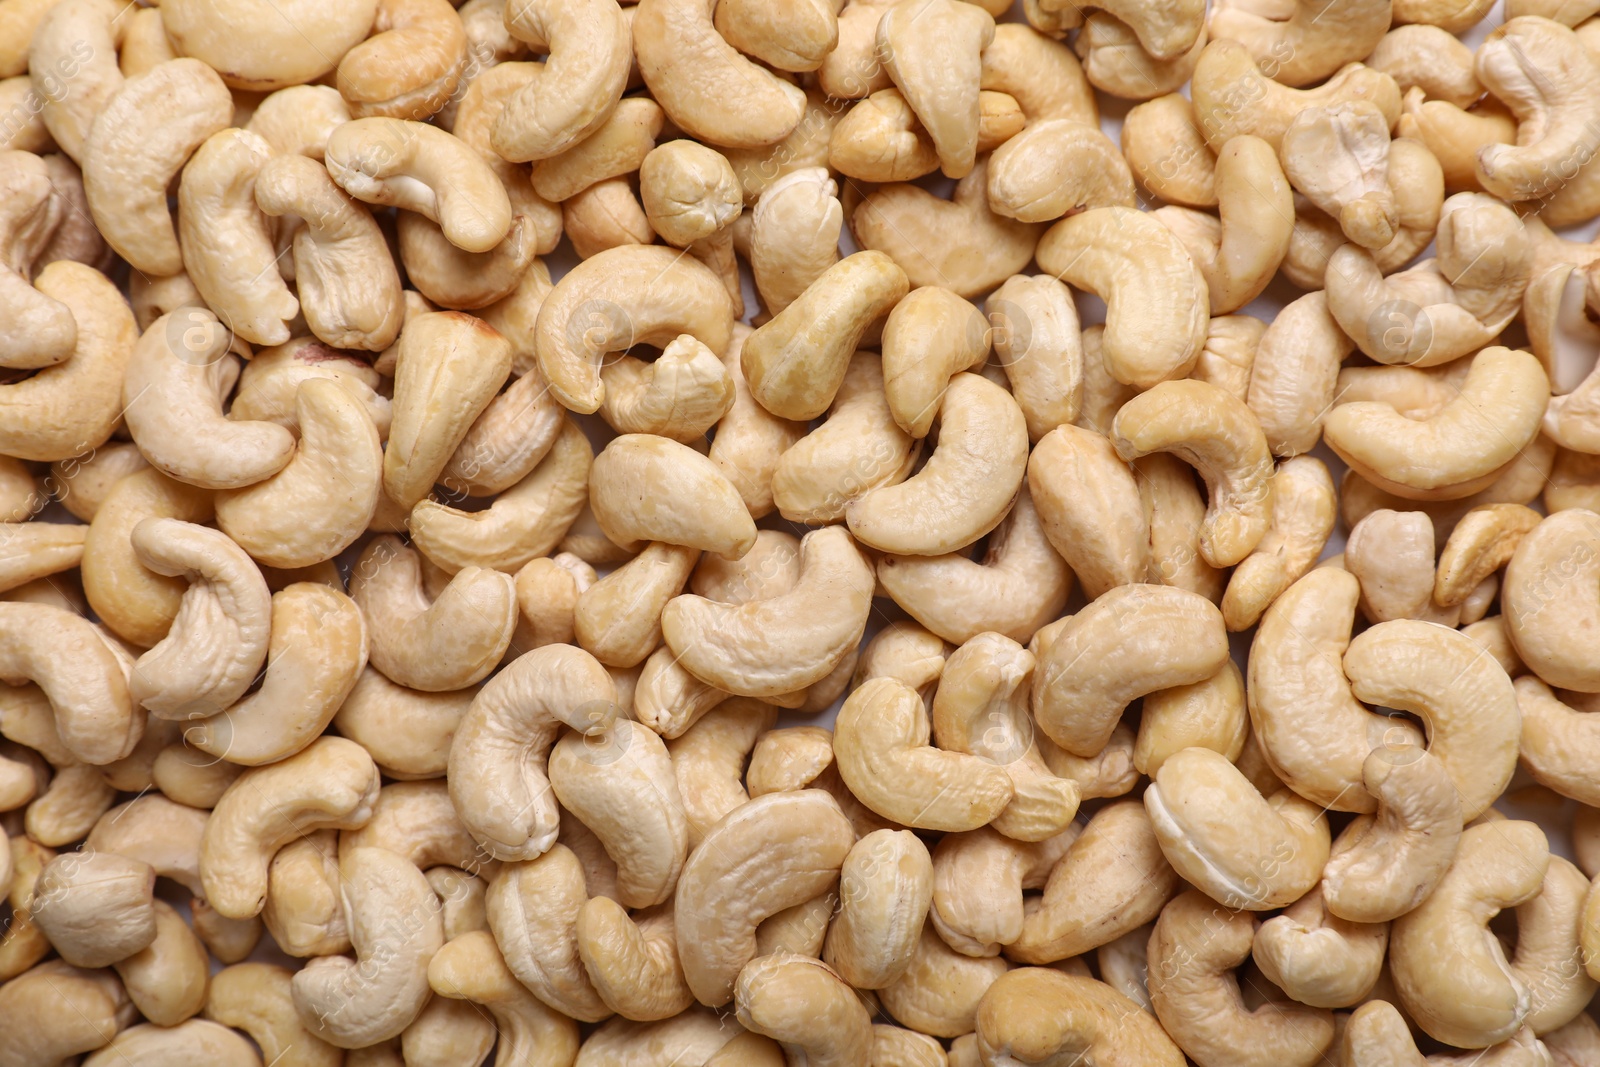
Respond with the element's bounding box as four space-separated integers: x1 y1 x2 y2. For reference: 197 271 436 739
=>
772 351 917 525
199 736 380 919
638 140 741 249
1135 661 1248 776
880 921 1009 1038
564 177 655 259
708 324 807 520
748 167 841 317
159 0 375 89
1511 855 1597 1034
1476 18 1600 202
633 0 806 149
128 518 271 720
823 829 934 990
599 338 735 443
333 0 466 121
836 676 1013 831
442 369 565 498
1209 0 1391 87
1246 291 1354 458
744 250 908 422
735 953 873 1067
384 311 513 509
881 286 991 438
634 645 737 741
1391 820 1551 1048
215 379 381 568
675 789 854 1007
290 847 441 1049
662 525 872 698
488 0 627 161
402 996 494 1067
714 0 837 72
244 84 351 159
669 698 775 846
428 930 579 1064
253 154 405 352
1504 508 1600 692
206 963 342 1067
0 150 74 369
1251 887 1387 1008
847 373 1028 556
86 793 207 898
82 1020 261 1067
350 534 512 694
1007 800 1175 964
1221 455 1336 631
1324 347 1550 498
980 21 1097 126
1249 567 1424 811
230 338 391 439
411 416 591 575
932 633 1077 841
529 96 664 204
853 158 1042 299
1396 89 1515 193
1155 135 1293 314
1146 746 1330 910
985 117 1139 222
31 849 157 967
340 781 493 879
27 0 126 162
1367 24 1481 110
1516 677 1600 806
875 0 994 180
1027 423 1150 600
122 309 296 490
398 219 538 315
828 88 946 183
1033 583 1230 758
81 59 232 275
0 601 136 765
976 968 1185 1067
930 826 1078 958
579 543 697 668
589 434 753 560
1037 206 1208 389
178 129 297 347
575 897 694 1022
112 897 208 1025
260 831 348 959
447 643 616 862
333 667 475 781
1322 742 1463 924
0 522 84 596
1122 94 1217 208
1112 379 1275 567
48 444 147 525
1190 40 1401 151
534 244 733 414
1075 12 1206 102
756 890 835 959
984 273 1081 440
325 119 510 253
550 718 687 908
1432 503 1542 607
879 485 1071 646
1148 889 1336 1067
853 621 948 699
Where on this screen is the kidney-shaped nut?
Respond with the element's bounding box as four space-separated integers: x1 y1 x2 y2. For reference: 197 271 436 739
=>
81 1019 260 1067
734 953 872 1067
822 829 933 990
30 850 158 967
1504 507 1600 693
589 433 755 560
1036 206 1208 389
1221 455 1336 631
1145 746 1330 910
1320 741 1463 923
880 286 991 439
875 0 995 180
847 373 1029 557
82 58 233 275
599 337 735 443
987 119 1135 224
447 643 617 863
205 962 341 1067
1390 820 1551 1049
0 600 137 766
484 0 626 161
836 676 1014 832
1033 583 1230 758
1324 347 1550 499
744 250 909 422
977 968 1185 1067
290 846 441 1050
348 537 516 693
199 736 380 919
632 0 806 149
1111 379 1274 568
1475 18 1600 202
1026 423 1149 600
1147 889 1337 1067
0 150 75 370
638 139 742 249
1250 886 1388 1009
675 789 855 1008
662 525 873 699
534 244 734 414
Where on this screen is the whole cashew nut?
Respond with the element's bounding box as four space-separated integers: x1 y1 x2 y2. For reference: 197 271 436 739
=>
976 968 1185 1066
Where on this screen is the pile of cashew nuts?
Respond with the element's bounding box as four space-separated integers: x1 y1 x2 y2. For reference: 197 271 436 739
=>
9 0 1600 1062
